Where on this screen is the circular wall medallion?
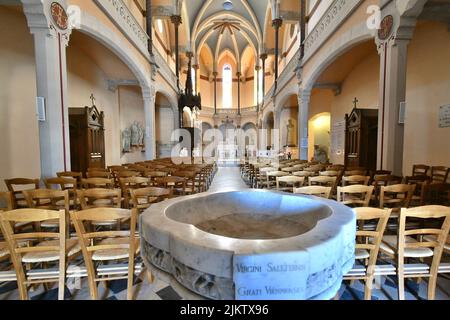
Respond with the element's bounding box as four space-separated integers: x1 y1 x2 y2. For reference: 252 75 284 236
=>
378 15 394 41
50 2 68 30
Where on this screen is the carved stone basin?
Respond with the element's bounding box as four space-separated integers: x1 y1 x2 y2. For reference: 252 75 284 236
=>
140 190 356 300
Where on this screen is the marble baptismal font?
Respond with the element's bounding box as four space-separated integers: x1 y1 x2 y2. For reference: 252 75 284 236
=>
140 190 356 300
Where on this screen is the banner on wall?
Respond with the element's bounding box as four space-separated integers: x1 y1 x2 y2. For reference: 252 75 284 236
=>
331 120 345 156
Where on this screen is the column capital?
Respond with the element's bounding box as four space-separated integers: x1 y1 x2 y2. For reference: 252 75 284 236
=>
22 0 72 43
272 18 283 29
142 86 156 101
192 64 199 70
185 51 194 59
255 65 261 71
170 14 182 26
212 71 218 77
260 53 268 61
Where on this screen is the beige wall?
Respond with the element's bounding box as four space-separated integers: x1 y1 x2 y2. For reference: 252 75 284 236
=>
118 86 146 164
67 36 146 167
0 6 41 191
309 50 379 164
403 21 450 174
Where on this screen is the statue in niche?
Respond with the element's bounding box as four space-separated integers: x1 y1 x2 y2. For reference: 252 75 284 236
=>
313 144 329 163
138 122 145 146
122 127 131 153
286 119 296 147
131 121 140 146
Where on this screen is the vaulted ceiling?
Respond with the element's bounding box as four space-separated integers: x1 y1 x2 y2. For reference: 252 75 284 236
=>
152 0 301 75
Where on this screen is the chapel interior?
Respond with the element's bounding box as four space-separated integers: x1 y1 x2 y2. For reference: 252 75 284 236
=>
0 0 449 301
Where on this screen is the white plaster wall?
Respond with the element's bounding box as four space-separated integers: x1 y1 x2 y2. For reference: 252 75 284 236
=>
0 6 41 190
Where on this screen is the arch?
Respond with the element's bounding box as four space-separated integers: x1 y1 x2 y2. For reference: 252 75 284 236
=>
275 84 299 113
303 22 374 92
78 12 151 91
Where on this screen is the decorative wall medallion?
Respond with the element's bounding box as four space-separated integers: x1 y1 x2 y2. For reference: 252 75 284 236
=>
50 2 68 30
378 15 394 41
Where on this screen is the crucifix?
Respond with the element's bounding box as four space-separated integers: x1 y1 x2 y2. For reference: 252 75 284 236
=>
90 94 96 106
352 97 359 108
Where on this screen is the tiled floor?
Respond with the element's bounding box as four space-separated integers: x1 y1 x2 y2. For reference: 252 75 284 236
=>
0 165 449 300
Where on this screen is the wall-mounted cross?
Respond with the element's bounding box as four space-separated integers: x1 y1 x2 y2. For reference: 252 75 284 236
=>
352 97 359 108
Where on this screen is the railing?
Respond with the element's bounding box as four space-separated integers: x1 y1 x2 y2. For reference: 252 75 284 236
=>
153 44 179 92
94 0 148 57
303 0 364 62
200 106 258 116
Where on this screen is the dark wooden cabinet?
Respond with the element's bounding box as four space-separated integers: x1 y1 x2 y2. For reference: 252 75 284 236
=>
69 106 105 174
345 108 378 171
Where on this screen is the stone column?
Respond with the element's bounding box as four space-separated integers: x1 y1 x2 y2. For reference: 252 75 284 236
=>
236 71 241 115
260 53 267 97
213 71 218 115
272 18 283 85
22 0 71 178
297 89 311 160
146 0 153 55
375 0 426 175
143 86 156 160
255 65 261 110
193 63 199 94
300 0 306 60
170 15 182 90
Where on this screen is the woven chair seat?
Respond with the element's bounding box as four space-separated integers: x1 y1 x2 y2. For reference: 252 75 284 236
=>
92 237 139 261
21 238 81 263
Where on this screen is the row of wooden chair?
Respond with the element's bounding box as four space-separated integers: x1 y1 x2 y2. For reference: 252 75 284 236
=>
343 206 450 300
0 207 140 300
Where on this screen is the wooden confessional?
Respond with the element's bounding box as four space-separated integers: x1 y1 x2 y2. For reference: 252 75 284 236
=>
69 105 105 174
344 108 378 172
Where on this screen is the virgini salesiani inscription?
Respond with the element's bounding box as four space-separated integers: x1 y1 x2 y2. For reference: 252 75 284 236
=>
233 251 311 300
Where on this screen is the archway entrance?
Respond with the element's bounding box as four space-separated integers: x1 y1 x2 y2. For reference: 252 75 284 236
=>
308 113 331 163
155 92 175 158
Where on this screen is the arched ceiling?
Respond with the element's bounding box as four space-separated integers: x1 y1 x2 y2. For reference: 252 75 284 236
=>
152 0 301 73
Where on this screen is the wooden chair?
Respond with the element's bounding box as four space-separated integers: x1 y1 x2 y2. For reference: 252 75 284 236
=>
372 175 404 206
275 176 305 192
44 177 78 210
116 171 141 179
379 206 450 300
0 191 13 211
81 178 115 189
292 171 316 185
379 184 415 211
337 185 374 207
430 166 449 184
86 171 112 179
266 171 289 189
404 175 431 206
70 208 140 300
319 170 341 177
23 189 70 230
119 177 150 209
342 175 370 186
130 187 173 213
0 208 81 300
309 176 337 187
155 176 187 196
4 178 40 209
77 188 122 210
56 171 82 185
343 207 391 300
412 164 430 177
344 169 367 176
173 171 200 194
87 167 109 173
293 186 332 199
76 188 123 229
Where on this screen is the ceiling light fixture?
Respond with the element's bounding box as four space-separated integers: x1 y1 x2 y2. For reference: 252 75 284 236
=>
223 0 233 11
